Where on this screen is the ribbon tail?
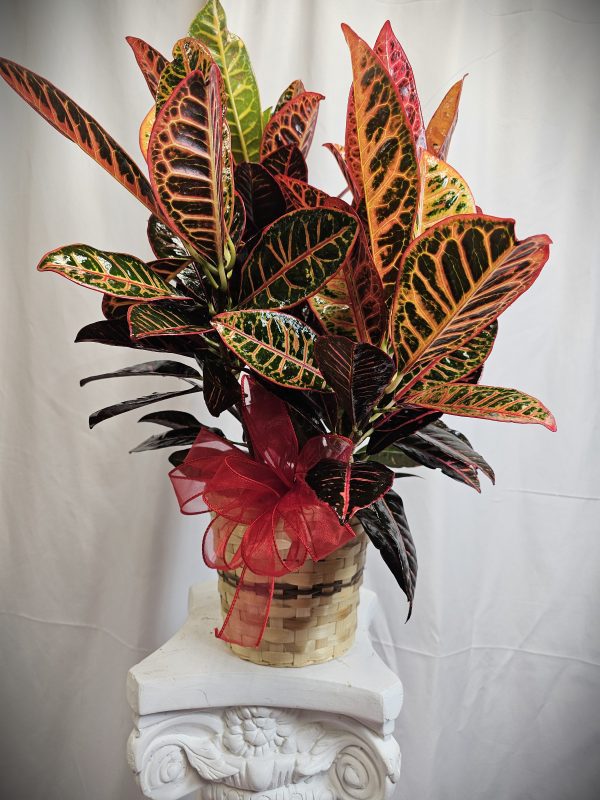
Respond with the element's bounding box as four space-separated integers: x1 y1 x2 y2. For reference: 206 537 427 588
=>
215 565 274 647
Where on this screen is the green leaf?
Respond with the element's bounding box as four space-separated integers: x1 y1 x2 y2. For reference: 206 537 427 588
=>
367 447 420 469
414 150 476 236
37 245 185 300
213 310 326 390
189 0 262 162
128 300 211 339
155 37 213 111
238 208 358 310
0 59 161 217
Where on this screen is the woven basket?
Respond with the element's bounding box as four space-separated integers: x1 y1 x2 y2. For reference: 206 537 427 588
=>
217 519 368 667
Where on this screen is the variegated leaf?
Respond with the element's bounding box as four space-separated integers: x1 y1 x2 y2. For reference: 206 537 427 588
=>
202 356 241 416
420 322 497 384
274 175 347 211
128 300 212 339
155 37 214 111
414 150 476 236
37 244 185 300
344 89 362 198
305 459 394 522
189 0 262 162
342 26 419 298
0 59 160 216
274 79 305 114
323 142 359 198
262 144 308 182
147 216 190 260
260 91 324 160
426 77 465 160
126 36 168 97
75 318 202 355
374 21 426 154
367 407 442 455
407 381 556 430
149 68 229 269
234 162 286 237
391 216 551 396
238 208 358 310
139 105 155 159
212 310 326 390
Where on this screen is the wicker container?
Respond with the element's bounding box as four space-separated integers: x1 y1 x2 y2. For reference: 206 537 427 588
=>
217 519 368 667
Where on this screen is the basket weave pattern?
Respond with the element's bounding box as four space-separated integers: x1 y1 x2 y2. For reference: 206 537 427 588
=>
217 521 368 667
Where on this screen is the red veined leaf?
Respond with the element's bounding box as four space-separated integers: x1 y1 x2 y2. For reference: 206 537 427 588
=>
367 407 442 455
126 36 168 98
420 322 497 384
274 174 347 211
344 89 363 198
323 142 360 199
390 215 552 396
374 20 426 155
309 234 387 346
357 489 416 616
305 459 394 522
234 162 286 237
102 293 133 320
155 37 213 110
260 91 324 160
405 420 495 484
148 67 230 269
406 381 557 430
238 208 358 310
80 359 201 387
229 191 247 248
314 335 395 429
414 150 476 236
212 310 327 391
128 299 212 339
426 76 465 160
0 58 160 216
342 26 419 298
262 144 308 182
274 79 305 114
37 244 185 300
147 216 190 260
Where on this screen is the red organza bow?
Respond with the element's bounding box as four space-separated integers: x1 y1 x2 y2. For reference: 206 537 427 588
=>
169 375 356 646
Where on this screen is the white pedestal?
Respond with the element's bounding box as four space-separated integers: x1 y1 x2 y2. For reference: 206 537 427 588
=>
127 583 403 800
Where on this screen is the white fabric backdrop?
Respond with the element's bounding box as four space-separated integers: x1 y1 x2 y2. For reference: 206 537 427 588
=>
1 1 599 798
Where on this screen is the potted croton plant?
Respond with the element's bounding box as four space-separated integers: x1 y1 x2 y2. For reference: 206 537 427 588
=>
0 0 555 667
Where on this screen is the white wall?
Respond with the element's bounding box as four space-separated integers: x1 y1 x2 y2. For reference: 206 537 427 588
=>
0 1 598 798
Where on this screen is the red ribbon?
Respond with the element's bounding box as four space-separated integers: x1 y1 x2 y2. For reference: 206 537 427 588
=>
169 375 356 647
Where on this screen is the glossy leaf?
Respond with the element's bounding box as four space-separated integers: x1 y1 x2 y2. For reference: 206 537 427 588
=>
260 91 324 160
414 150 476 236
357 489 416 615
149 67 229 268
391 216 552 395
406 381 557 430
0 59 160 216
189 0 262 162
342 26 419 297
128 300 211 339
274 175 344 211
131 427 201 453
314 335 395 428
169 449 191 467
213 310 326 390
323 142 359 198
367 446 419 469
421 322 497 384
274 79 305 114
155 37 213 111
238 208 358 310
80 359 201 387
262 144 308 182
344 89 362 198
229 191 246 247
75 318 203 355
234 162 286 237
426 77 465 160
203 357 240 416
367 408 442 455
139 105 155 159
101 293 133 320
374 21 426 154
147 216 190 260
305 459 394 522
138 409 202 430
89 385 200 429
37 244 185 300
126 36 167 97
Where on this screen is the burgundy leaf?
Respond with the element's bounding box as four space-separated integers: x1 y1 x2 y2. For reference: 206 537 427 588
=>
305 459 394 522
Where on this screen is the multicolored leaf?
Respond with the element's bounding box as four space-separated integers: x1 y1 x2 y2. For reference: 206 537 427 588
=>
305 459 394 522
314 335 395 429
147 216 190 260
406 381 557 430
274 79 305 114
344 89 362 198
80 359 201 387
0 58 160 216
342 26 419 297
323 142 360 198
420 322 497 384
234 162 286 237
274 175 345 211
238 208 358 310
357 489 416 616
426 77 465 160
37 244 185 300
128 300 212 339
414 150 476 236
212 310 326 390
262 144 308 182
189 0 262 162
260 91 324 160
367 407 442 455
374 21 426 154
126 36 168 97
390 216 552 395
75 318 202 355
139 105 155 159
148 67 229 268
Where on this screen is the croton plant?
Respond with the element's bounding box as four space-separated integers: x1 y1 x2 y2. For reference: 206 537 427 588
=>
0 0 555 617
